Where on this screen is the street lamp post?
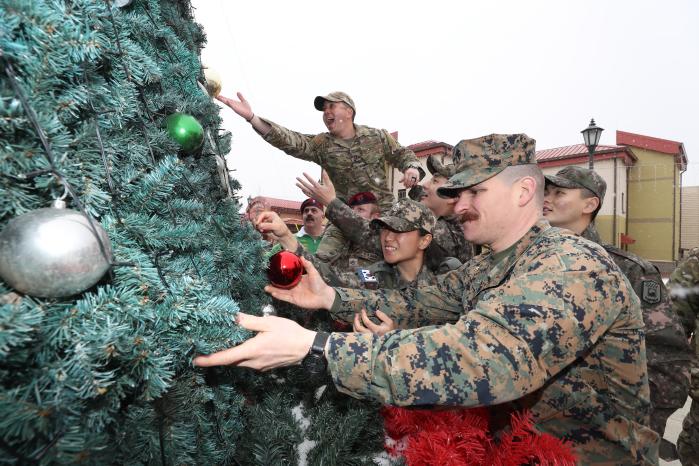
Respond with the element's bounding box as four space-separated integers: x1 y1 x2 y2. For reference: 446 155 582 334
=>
581 118 604 169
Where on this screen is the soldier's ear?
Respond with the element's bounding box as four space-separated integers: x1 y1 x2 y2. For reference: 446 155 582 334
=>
582 197 600 215
418 233 433 250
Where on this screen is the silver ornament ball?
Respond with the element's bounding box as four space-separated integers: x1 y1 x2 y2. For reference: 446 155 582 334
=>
0 201 112 298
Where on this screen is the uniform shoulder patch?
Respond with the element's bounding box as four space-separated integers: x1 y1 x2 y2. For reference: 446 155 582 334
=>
642 280 662 304
311 133 329 148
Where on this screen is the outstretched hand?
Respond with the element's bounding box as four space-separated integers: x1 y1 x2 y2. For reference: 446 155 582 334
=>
265 256 336 310
353 309 396 336
193 313 316 371
296 171 336 206
400 167 421 188
216 92 254 121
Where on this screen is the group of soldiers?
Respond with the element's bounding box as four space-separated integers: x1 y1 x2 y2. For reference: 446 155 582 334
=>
198 91 699 465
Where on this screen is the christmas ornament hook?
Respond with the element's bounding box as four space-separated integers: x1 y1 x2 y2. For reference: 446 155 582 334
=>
51 185 69 209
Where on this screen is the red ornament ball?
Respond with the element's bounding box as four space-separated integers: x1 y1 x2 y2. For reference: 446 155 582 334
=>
267 251 303 289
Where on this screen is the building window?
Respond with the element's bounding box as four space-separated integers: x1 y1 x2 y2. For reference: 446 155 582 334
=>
398 189 406 199
621 192 625 214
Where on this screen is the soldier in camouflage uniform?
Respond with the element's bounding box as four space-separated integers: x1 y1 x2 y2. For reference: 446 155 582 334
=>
217 91 422 213
543 166 692 459
195 134 659 464
668 248 699 465
297 155 474 272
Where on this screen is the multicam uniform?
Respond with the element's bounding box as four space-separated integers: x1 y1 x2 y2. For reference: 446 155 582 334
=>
258 121 420 213
668 247 699 465
324 220 659 464
582 224 692 438
320 198 474 270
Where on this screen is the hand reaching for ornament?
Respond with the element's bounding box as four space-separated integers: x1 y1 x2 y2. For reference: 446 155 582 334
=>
255 211 298 251
265 256 337 310
193 313 316 371
353 309 396 336
216 92 253 120
216 92 271 134
296 171 336 206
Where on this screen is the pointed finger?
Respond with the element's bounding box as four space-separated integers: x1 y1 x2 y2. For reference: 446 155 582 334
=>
321 170 331 185
375 309 392 324
302 172 320 188
194 340 253 367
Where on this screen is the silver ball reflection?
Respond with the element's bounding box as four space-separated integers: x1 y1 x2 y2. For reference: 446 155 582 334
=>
0 203 112 298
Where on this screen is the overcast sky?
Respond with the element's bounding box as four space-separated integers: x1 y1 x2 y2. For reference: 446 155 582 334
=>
192 0 699 206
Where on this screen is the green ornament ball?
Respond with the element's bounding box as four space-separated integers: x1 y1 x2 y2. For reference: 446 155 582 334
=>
165 112 204 153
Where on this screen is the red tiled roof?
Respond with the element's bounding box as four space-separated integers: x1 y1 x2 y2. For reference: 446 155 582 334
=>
248 196 302 211
535 144 628 162
616 130 682 155
408 140 453 158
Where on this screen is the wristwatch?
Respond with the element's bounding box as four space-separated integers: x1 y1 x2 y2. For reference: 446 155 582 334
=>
302 332 329 375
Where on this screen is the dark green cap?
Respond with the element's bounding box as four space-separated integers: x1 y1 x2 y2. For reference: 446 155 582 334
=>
545 166 607 202
371 199 436 234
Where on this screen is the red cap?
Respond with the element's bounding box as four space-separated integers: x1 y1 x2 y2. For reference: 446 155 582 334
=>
300 198 324 213
347 191 377 207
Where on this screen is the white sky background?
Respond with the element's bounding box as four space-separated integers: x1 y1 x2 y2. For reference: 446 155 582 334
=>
192 0 699 206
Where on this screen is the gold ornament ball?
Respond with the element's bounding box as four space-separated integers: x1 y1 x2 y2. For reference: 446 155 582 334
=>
204 67 222 97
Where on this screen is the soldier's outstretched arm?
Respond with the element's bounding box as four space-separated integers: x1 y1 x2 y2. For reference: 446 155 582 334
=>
326 263 630 406
329 268 466 328
216 92 271 135
217 93 321 162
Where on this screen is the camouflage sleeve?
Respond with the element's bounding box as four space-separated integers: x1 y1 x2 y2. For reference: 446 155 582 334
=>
325 199 382 255
315 223 348 263
668 252 699 337
380 129 421 172
258 117 323 164
326 265 627 406
328 267 465 327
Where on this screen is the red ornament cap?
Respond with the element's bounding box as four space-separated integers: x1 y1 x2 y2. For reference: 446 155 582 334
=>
267 251 304 289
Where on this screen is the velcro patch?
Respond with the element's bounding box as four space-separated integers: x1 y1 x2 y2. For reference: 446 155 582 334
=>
642 280 661 305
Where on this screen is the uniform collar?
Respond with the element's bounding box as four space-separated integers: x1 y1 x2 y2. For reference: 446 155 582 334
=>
580 222 602 244
326 124 368 147
475 219 552 293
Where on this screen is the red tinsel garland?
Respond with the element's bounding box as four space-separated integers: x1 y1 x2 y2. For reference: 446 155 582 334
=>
382 406 577 466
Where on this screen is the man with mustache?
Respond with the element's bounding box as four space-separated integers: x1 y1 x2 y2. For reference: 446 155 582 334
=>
217 91 421 213
543 165 692 460
195 134 658 464
296 198 325 254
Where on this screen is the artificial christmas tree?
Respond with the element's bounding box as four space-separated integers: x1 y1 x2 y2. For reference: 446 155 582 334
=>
1 1 388 464
0 0 266 463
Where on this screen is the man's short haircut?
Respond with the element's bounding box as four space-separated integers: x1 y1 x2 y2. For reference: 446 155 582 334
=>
344 103 355 121
498 164 545 205
579 187 602 219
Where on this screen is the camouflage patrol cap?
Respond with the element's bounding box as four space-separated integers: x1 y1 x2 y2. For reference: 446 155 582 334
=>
426 154 460 178
314 92 356 113
545 166 607 202
437 134 537 198
370 199 436 234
